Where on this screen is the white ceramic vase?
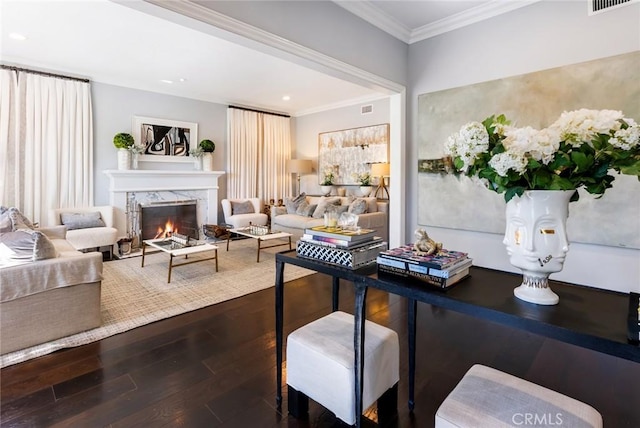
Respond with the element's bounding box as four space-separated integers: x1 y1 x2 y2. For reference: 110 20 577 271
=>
503 190 574 305
359 186 372 197
320 185 333 195
193 157 202 170
202 153 213 171
117 148 131 170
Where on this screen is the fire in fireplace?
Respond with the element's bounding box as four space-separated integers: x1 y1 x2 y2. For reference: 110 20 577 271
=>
139 200 198 240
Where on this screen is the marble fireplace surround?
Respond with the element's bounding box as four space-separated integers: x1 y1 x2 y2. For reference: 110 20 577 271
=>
104 170 225 241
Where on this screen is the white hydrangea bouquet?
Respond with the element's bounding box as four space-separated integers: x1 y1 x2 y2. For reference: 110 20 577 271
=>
444 109 640 202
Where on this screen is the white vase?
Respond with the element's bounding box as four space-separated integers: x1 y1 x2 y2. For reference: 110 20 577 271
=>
117 149 131 170
503 190 574 305
320 185 333 195
359 186 372 197
132 153 139 170
194 157 202 170
202 153 213 171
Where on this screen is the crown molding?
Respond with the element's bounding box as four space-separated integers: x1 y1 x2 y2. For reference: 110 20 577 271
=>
334 0 540 45
410 0 540 44
333 1 412 43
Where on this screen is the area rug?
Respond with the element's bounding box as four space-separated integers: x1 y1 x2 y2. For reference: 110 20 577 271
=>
0 240 313 368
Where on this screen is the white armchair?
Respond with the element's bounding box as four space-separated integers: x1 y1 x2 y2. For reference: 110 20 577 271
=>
220 198 268 229
51 206 119 259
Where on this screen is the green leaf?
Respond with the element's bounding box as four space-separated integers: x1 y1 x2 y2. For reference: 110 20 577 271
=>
571 151 593 172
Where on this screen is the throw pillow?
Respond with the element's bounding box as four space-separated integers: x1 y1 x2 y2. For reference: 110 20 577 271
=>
336 205 349 215
0 207 11 234
312 197 341 219
0 229 58 261
285 192 306 214
231 200 255 215
8 207 34 230
60 211 106 230
295 200 312 216
348 198 368 215
363 197 378 213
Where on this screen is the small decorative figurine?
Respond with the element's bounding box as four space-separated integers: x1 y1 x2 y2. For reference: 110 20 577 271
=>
413 228 443 256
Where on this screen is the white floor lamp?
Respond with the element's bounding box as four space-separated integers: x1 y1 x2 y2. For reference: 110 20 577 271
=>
286 159 313 196
371 162 390 199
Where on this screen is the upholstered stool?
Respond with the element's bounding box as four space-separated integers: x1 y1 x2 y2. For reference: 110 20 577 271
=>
436 364 602 428
286 311 399 426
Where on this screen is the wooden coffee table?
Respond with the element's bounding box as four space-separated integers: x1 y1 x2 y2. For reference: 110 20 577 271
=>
141 238 218 283
227 227 292 262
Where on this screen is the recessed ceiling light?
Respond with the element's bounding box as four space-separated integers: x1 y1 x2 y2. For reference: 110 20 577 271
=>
282 95 290 101
160 79 173 84
179 78 187 82
9 33 27 41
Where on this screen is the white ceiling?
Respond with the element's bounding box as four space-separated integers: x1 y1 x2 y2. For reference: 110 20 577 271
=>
0 0 534 116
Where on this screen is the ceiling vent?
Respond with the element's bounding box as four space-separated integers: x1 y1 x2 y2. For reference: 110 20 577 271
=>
589 0 636 14
361 104 373 115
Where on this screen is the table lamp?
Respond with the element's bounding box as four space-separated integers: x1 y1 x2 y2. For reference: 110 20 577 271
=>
286 159 313 195
371 162 390 199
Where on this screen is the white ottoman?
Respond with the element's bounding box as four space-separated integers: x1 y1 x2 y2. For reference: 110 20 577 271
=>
436 364 603 428
286 311 399 426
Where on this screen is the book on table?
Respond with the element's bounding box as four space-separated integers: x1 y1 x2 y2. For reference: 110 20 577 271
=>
376 255 472 278
378 244 469 270
305 226 376 243
376 260 471 289
300 234 383 249
296 239 387 270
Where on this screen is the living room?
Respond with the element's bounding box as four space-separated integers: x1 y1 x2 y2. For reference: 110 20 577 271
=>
1 0 639 426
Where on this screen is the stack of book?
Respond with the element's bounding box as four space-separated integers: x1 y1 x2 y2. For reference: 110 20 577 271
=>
376 244 472 289
296 226 387 269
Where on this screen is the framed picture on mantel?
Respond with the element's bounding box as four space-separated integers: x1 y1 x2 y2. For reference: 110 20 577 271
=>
132 116 198 159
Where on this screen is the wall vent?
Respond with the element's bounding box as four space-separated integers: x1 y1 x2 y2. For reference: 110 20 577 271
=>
361 104 373 115
589 0 636 14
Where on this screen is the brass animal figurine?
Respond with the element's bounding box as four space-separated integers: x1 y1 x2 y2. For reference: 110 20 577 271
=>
413 228 443 256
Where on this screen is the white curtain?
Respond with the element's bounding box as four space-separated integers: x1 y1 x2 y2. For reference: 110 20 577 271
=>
0 68 93 226
227 107 291 201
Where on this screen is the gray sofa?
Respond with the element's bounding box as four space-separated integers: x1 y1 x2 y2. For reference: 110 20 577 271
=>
271 195 388 241
0 224 102 355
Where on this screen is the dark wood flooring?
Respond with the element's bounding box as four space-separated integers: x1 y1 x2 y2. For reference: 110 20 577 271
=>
1 272 639 427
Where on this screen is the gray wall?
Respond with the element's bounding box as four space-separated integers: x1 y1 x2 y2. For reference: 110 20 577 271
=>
92 82 228 217
407 1 640 292
193 0 408 87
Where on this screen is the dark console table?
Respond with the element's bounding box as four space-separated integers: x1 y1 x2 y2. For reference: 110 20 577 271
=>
274 251 639 428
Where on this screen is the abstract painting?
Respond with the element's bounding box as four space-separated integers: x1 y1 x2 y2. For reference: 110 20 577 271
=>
318 124 389 185
132 116 198 157
417 51 640 249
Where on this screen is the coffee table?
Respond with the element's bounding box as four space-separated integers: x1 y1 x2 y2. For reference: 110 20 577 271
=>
141 238 219 283
227 227 292 262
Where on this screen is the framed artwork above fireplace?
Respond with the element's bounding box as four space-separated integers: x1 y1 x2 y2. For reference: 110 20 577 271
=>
132 116 198 161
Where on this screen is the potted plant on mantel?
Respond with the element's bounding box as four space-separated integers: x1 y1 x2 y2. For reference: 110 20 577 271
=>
113 132 135 170
199 139 216 171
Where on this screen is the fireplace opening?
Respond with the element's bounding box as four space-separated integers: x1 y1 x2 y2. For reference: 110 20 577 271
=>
139 200 198 241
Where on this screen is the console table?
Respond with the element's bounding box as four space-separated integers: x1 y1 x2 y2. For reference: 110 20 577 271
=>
274 251 639 428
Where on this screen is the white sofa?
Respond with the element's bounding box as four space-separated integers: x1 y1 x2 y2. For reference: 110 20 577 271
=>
1 220 102 355
271 195 388 241
51 206 118 259
221 198 268 228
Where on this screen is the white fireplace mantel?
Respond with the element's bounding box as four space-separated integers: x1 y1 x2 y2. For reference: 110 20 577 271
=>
104 169 225 237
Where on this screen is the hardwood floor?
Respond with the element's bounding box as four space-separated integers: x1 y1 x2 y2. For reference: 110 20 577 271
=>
1 272 639 427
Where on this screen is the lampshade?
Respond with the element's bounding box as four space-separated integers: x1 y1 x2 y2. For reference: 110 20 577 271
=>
286 159 313 174
371 163 390 177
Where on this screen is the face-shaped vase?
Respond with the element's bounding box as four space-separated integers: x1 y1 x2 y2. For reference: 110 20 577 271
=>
503 190 573 276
